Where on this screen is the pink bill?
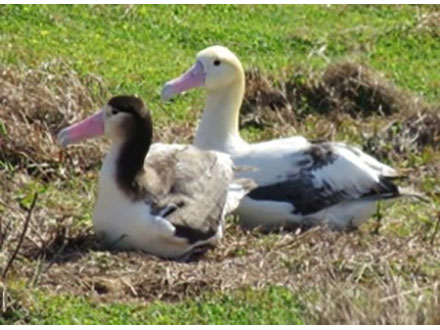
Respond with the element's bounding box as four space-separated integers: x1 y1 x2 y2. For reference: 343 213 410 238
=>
161 61 205 100
57 111 104 147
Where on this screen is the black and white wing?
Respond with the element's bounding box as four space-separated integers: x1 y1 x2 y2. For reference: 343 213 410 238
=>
247 141 401 217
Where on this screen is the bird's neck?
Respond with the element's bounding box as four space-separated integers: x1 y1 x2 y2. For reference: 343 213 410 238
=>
115 120 152 198
194 77 247 152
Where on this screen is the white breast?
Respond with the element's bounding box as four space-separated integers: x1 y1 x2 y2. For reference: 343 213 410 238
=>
92 145 193 258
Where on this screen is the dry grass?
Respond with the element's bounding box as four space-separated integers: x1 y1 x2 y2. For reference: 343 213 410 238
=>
1 62 440 324
2 217 440 323
416 11 440 37
364 110 440 163
241 61 418 129
0 61 109 181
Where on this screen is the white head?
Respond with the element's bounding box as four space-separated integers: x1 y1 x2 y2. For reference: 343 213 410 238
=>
161 45 244 100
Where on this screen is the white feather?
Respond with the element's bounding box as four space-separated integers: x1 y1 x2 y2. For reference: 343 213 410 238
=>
93 143 253 258
164 46 414 230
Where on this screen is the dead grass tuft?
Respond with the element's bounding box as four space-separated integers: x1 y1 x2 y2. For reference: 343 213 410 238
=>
242 61 440 177
320 61 414 117
364 110 440 162
241 68 295 129
416 11 440 37
241 61 418 130
0 61 107 180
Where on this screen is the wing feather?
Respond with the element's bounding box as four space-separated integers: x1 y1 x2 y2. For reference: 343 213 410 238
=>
140 144 234 244
248 142 400 216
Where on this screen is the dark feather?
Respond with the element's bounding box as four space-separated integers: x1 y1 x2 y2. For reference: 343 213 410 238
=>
248 141 400 215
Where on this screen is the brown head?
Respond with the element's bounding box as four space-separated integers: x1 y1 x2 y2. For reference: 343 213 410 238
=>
57 95 153 195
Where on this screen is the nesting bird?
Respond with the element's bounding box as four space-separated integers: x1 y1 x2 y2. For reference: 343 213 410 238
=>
162 45 420 231
57 95 255 258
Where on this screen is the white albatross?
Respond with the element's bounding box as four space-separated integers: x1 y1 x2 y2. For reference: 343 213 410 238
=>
57 95 255 258
161 45 421 231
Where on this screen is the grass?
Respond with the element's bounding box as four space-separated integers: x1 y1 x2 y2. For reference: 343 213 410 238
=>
2 5 440 116
2 286 303 325
1 4 440 325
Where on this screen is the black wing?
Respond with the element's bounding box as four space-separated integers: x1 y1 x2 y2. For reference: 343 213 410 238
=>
248 142 400 216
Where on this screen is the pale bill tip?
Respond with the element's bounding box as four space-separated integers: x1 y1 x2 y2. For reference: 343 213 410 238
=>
161 83 175 101
56 128 70 148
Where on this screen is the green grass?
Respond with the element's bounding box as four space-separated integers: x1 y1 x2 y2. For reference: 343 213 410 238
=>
1 4 440 122
1 4 440 324
2 286 303 325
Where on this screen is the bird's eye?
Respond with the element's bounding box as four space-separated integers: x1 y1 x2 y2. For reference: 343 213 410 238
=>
213 59 221 66
111 108 119 115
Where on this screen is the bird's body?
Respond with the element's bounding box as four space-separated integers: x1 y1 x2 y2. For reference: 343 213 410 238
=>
162 45 417 230
226 138 400 230
93 143 245 257
58 96 254 258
